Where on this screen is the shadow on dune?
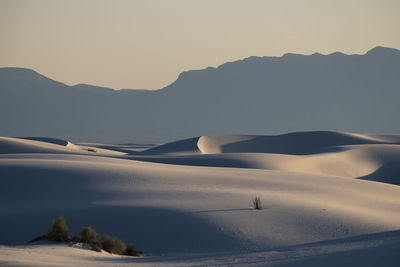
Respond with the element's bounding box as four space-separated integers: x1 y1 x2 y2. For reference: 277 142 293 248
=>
92 145 143 155
220 132 382 155
0 207 243 255
89 230 400 266
125 155 255 169
192 208 253 213
76 143 158 155
358 163 400 186
276 229 400 251
0 166 100 209
141 137 200 155
17 137 69 146
274 230 400 267
0 166 244 254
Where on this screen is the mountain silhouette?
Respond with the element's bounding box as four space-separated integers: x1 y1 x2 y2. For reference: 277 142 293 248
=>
1 46 399 143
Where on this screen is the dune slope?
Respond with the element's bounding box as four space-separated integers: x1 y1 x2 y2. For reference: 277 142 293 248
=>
0 131 399 265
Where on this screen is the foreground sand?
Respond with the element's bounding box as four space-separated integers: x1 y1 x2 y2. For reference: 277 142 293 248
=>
1 232 399 267
0 131 399 266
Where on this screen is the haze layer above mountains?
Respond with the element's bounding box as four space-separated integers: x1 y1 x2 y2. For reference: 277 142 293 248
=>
1 46 399 144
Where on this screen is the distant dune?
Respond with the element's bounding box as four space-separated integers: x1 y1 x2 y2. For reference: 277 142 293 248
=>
0 136 124 156
198 131 400 154
128 131 400 186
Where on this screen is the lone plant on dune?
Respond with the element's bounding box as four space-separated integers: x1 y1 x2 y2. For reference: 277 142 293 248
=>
252 196 262 210
125 244 144 256
47 216 69 242
100 236 127 254
80 226 97 244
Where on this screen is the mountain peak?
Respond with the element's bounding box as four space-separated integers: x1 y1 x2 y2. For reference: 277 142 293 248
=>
0 67 40 78
0 67 60 86
366 46 400 56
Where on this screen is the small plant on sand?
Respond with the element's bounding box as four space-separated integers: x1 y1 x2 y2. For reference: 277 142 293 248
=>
252 196 262 210
91 243 103 252
80 226 97 244
70 234 81 243
100 235 127 254
46 216 69 242
125 244 144 256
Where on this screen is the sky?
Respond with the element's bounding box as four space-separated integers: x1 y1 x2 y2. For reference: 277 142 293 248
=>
1 0 399 90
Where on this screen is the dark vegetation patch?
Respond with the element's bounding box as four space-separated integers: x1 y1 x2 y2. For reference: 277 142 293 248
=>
30 216 143 256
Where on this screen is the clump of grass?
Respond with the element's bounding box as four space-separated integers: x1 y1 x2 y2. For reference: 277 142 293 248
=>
100 235 127 254
125 244 144 256
70 234 81 243
252 196 262 210
46 216 69 242
91 243 102 252
40 217 142 256
80 226 97 244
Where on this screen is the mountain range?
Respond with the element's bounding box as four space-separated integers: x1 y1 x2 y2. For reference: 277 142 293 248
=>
0 46 399 143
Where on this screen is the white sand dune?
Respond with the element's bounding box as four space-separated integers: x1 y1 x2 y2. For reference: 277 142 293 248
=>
0 131 399 266
77 142 157 154
197 131 400 154
1 231 400 267
19 137 70 146
141 131 400 156
0 136 125 156
142 137 200 155
130 144 400 185
0 136 74 154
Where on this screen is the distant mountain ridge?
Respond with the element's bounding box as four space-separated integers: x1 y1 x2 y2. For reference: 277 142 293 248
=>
1 46 399 143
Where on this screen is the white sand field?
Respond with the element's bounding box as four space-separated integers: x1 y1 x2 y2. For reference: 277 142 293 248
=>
0 131 399 266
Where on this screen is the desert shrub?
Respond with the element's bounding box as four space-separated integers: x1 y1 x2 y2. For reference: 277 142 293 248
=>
125 244 143 256
252 196 262 210
47 216 69 242
91 243 102 252
80 226 97 244
70 234 81 243
28 235 46 243
100 236 126 254
41 217 142 255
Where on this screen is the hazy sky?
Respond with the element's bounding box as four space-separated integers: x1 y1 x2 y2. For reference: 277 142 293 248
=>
1 0 399 90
